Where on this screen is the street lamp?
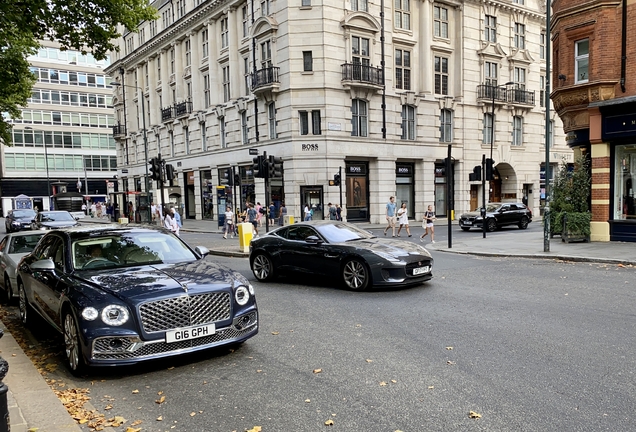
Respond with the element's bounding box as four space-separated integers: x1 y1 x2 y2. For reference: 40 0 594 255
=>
25 127 51 210
110 81 151 224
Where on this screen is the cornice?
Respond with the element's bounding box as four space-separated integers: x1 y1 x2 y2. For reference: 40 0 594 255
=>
464 0 547 22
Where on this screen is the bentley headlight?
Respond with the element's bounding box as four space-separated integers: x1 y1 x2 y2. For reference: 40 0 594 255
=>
81 307 99 321
101 305 129 326
235 286 250 306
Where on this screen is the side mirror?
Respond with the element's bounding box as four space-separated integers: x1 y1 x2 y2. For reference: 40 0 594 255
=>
31 258 55 271
195 246 210 257
305 235 323 244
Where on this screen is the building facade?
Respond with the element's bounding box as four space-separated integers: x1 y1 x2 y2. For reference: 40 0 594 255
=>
1 41 117 215
105 0 569 224
551 0 636 242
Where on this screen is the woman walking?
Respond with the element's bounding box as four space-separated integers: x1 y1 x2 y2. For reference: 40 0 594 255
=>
420 205 436 243
396 202 412 237
223 206 235 239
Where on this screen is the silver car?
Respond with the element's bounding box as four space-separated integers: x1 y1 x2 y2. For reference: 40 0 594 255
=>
0 232 45 302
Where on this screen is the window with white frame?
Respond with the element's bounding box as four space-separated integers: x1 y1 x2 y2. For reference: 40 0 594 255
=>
395 0 411 30
540 75 545 107
261 0 270 16
395 49 411 90
156 54 161 80
126 37 134 55
299 111 309 135
540 33 545 59
222 65 230 102
302 0 311 6
483 113 493 144
311 110 321 135
513 0 524 4
138 28 145 46
202 29 209 58
170 48 175 74
184 126 190 154
185 38 191 66
439 109 452 142
244 57 250 95
575 39 589 83
512 116 523 146
401 105 415 140
351 99 368 137
204 74 210 108
221 17 229 49
261 40 272 68
514 23 525 49
242 6 249 38
241 111 249 144
303 51 313 71
547 119 554 148
434 55 449 95
162 9 172 30
351 0 368 12
484 15 496 42
299 110 322 135
169 130 175 157
268 102 276 139
150 21 157 38
514 67 526 90
434 5 449 38
176 0 186 18
485 61 498 86
201 122 207 151
186 81 192 99
219 117 226 148
352 36 370 80
144 63 149 88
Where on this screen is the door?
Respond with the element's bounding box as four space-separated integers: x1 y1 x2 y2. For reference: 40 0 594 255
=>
286 225 336 274
470 185 479 211
300 186 324 220
29 236 64 328
435 184 446 218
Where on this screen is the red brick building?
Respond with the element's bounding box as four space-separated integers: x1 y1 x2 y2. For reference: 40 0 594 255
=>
551 0 636 242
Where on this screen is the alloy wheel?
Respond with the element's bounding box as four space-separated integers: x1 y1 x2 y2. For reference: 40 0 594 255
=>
4 277 12 304
343 260 369 290
18 283 28 325
252 254 273 281
64 313 81 372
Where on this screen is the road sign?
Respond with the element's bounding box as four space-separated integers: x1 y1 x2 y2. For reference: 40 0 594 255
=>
249 148 259 155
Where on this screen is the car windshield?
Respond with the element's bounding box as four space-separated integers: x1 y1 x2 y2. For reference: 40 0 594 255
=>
41 212 75 222
72 231 198 270
8 233 44 254
316 223 375 243
486 204 503 212
13 210 36 219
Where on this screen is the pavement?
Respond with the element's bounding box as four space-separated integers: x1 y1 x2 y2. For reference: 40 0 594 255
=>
1 216 635 431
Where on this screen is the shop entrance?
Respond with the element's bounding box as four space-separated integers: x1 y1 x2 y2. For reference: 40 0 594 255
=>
300 186 324 220
345 162 369 221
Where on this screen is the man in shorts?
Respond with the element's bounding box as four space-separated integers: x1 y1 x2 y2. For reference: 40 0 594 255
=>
247 203 259 236
384 196 397 237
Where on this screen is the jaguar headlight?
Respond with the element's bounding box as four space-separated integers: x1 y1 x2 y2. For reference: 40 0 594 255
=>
371 250 401 263
81 307 99 321
235 286 250 306
101 305 129 326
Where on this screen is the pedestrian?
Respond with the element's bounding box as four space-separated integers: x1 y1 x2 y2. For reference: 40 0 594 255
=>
336 204 342 221
127 201 134 221
269 202 276 226
164 207 179 235
304 203 312 221
171 207 182 229
96 202 103 218
420 204 436 243
384 196 397 237
328 203 337 220
91 202 97 218
247 203 259 236
396 202 412 237
151 202 157 223
223 206 234 239
256 202 264 227
81 202 87 215
279 203 287 226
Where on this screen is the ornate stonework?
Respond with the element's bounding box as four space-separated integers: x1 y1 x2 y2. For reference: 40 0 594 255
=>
551 82 617 132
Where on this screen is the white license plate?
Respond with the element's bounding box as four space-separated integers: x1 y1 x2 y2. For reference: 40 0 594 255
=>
165 324 215 343
413 266 430 275
464 221 472 225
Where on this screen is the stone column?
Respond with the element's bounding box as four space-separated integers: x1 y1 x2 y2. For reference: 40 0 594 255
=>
190 30 203 111
148 55 159 126
228 7 240 100
589 107 611 241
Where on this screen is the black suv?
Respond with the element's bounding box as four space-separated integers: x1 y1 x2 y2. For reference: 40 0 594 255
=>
459 202 532 232
5 209 37 233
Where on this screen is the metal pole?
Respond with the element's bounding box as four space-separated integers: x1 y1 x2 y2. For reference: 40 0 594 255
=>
482 154 487 239
380 0 386 139
447 144 452 248
544 0 552 252
140 86 151 224
44 137 51 210
338 165 343 211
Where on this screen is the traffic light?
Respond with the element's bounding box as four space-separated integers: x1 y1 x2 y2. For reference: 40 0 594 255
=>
234 173 241 186
269 155 282 178
469 165 481 182
149 157 161 181
485 158 495 181
165 164 175 181
333 173 341 186
252 155 265 178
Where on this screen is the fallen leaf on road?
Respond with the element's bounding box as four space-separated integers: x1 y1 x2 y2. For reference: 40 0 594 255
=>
313 368 322 374
468 411 482 419
271 331 279 335
447 361 455 365
366 359 373 363
446 347 453 350
131 420 143 426
104 405 113 410
125 428 141 432
132 389 139 394
325 419 334 426
246 427 262 432
157 391 164 395
428 386 434 389
305 399 311 403
155 396 166 404
380 381 387 386
190 412 196 416
156 415 163 421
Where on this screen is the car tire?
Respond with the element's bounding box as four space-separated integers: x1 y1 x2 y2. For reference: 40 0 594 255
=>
486 218 498 232
4 276 13 304
342 258 370 291
518 216 529 229
460 227 470 232
18 281 32 326
251 253 275 281
63 312 87 376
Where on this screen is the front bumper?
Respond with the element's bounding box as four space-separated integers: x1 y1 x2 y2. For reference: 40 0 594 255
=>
87 310 258 365
459 218 482 228
373 261 433 287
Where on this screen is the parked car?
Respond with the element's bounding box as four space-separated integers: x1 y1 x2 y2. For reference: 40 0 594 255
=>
459 202 532 232
17 226 258 374
32 210 79 230
249 221 433 290
0 232 45 303
5 209 37 233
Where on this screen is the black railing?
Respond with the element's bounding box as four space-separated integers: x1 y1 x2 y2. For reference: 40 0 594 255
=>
112 123 126 137
251 66 280 91
161 106 174 122
341 63 384 86
175 100 193 117
477 84 535 106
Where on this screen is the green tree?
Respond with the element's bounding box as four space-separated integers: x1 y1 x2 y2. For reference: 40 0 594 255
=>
0 0 156 145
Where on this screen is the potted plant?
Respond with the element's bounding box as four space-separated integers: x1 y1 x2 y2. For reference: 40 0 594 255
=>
549 155 591 242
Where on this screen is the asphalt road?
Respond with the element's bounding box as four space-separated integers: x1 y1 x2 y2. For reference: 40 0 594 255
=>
3 237 633 432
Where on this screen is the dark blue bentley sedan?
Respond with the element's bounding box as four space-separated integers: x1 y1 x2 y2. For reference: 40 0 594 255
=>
17 225 258 375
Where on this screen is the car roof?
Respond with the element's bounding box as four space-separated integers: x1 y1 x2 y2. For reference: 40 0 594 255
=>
40 210 73 214
4 231 45 238
59 224 169 239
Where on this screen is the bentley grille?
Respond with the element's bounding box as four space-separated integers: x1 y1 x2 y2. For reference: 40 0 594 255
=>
139 292 231 333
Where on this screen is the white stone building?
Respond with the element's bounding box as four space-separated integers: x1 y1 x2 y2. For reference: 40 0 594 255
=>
105 0 571 224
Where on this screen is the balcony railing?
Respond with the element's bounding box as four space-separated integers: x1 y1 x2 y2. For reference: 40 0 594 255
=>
251 66 280 91
341 63 384 86
112 123 126 137
477 84 535 106
175 100 193 117
161 106 174 122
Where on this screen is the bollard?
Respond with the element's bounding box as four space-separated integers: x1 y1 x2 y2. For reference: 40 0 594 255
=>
0 329 10 432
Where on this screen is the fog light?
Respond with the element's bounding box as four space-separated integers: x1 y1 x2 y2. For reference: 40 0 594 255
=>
109 339 123 349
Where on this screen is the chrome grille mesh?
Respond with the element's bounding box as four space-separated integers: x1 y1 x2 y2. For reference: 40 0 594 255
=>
139 292 231 333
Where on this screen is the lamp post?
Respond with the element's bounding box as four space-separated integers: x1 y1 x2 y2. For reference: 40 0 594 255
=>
25 127 51 210
110 81 152 224
544 0 552 252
